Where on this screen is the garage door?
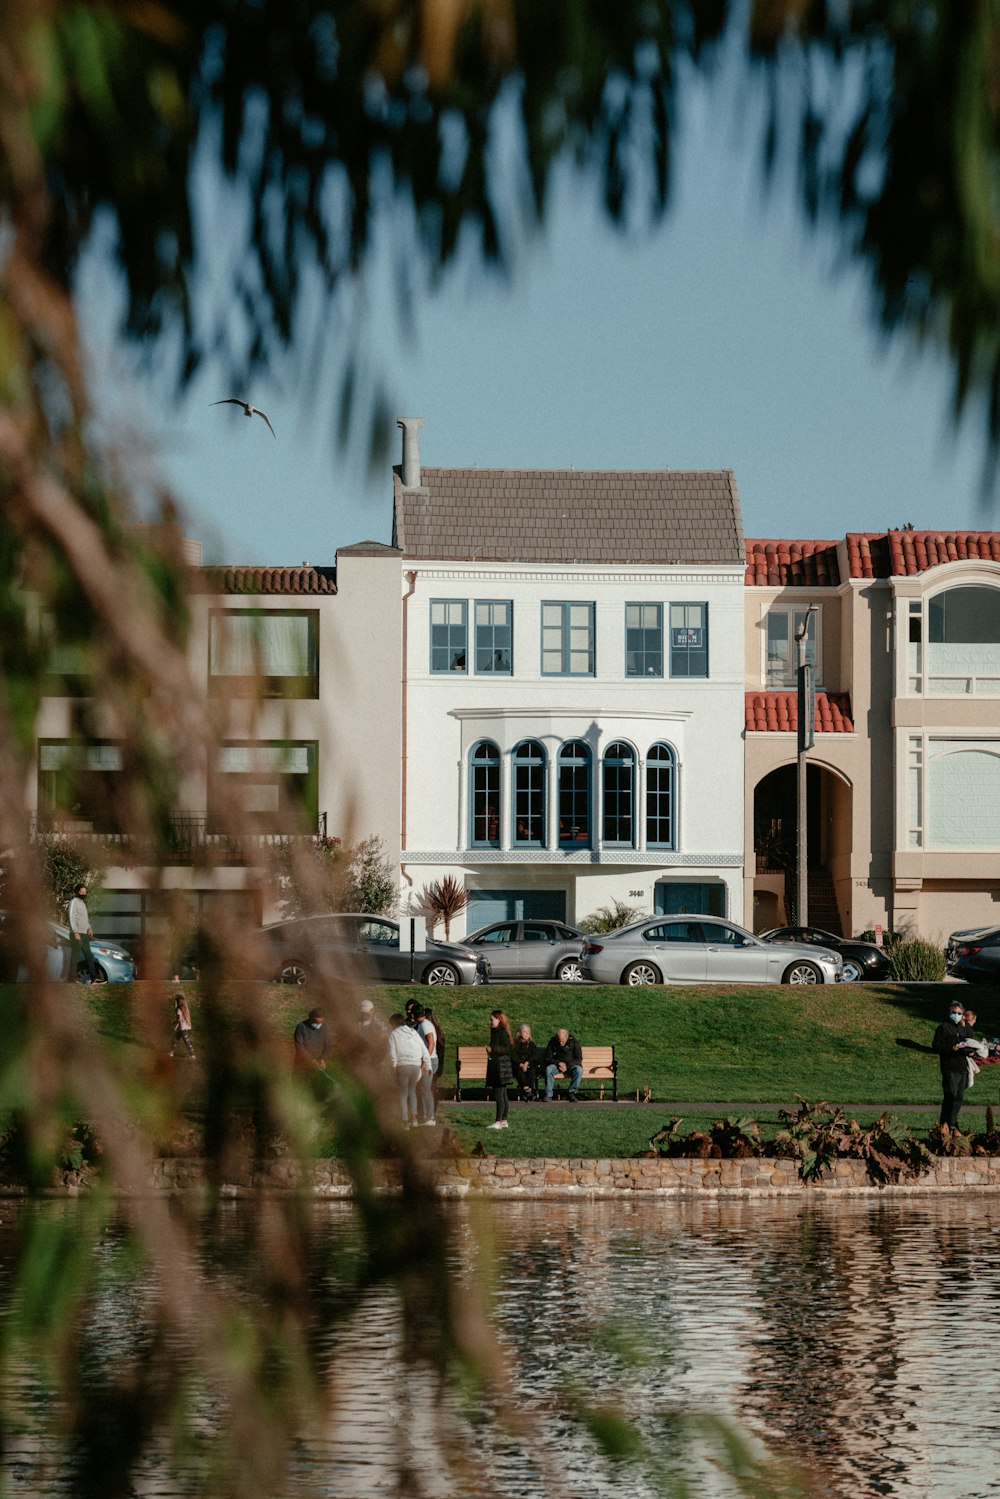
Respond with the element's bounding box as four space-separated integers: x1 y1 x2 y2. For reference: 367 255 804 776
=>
465 889 567 927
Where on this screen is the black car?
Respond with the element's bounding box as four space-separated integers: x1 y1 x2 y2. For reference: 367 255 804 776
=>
759 925 890 983
946 925 1000 984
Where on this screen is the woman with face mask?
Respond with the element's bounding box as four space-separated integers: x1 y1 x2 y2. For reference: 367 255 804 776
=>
932 1001 975 1131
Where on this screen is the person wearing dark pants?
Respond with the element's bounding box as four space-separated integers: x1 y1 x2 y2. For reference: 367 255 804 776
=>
933 1000 973 1129
486 1010 513 1130
67 883 101 984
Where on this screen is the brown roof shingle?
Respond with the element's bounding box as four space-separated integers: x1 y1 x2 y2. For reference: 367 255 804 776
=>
393 468 744 564
846 530 1000 578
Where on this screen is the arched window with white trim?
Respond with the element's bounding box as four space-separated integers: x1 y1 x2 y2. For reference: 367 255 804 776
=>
513 740 546 847
646 742 676 849
602 741 635 848
558 740 591 848
469 741 500 848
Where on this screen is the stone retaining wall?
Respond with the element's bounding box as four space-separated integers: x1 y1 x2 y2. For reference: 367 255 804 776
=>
134 1154 1000 1198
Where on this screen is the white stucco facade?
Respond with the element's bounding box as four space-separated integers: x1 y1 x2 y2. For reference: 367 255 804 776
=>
400 560 746 934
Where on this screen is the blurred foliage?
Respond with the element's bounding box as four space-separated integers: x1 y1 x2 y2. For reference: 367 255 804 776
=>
274 832 397 916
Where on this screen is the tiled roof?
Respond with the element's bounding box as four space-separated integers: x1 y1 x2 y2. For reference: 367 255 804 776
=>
846 530 1000 578
198 565 337 595
745 691 855 734
393 468 745 565
744 539 840 587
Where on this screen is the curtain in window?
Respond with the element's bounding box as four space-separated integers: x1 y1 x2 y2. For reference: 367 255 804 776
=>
927 747 1000 847
210 614 312 677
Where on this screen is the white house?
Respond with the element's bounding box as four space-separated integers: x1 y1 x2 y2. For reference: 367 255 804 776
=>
391 419 747 934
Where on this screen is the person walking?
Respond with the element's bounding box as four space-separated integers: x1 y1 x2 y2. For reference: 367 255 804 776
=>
485 1009 513 1130
388 1012 432 1127
932 999 975 1130
169 992 196 1059
67 883 101 984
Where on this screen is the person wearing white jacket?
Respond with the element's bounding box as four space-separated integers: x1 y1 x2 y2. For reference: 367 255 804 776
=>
67 884 101 983
387 1013 432 1127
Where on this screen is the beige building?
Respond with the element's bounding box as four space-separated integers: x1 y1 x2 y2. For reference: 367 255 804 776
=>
33 543 402 955
745 530 1000 943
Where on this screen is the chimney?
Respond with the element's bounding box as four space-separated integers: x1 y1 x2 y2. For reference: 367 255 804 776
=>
397 417 425 488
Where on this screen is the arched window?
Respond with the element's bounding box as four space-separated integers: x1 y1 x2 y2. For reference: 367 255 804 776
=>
558 740 591 848
513 740 546 847
646 742 676 849
926 586 1000 694
469 741 500 847
602 741 635 847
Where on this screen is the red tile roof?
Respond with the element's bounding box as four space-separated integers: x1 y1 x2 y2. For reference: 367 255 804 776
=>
846 530 1000 578
744 539 840 587
745 691 854 734
198 565 337 595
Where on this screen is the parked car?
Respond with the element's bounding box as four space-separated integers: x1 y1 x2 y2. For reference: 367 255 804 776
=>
946 925 1000 984
0 912 136 983
758 926 890 983
260 913 480 986
580 915 842 986
462 919 586 981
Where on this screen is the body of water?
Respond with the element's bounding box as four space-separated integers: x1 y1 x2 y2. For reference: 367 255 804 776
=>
1 1195 998 1497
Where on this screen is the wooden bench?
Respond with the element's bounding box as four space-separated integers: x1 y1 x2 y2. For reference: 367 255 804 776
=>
455 1044 618 1101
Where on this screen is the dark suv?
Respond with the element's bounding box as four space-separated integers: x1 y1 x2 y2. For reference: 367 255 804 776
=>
759 926 890 983
946 926 1000 985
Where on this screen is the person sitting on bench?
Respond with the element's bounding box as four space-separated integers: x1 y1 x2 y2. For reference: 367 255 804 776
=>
543 1027 583 1101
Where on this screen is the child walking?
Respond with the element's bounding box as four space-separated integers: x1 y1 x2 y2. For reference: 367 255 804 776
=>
170 992 196 1059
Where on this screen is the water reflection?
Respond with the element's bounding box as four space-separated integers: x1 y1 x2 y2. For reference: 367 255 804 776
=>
3 1196 1000 1496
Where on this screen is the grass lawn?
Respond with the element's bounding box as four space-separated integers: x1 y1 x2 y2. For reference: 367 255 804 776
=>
5 977 1000 1159
433 1105 960 1159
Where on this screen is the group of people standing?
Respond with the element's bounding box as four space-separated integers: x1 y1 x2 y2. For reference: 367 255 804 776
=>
485 1013 583 1130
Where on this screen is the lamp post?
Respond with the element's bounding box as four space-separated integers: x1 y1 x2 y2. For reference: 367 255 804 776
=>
795 606 817 925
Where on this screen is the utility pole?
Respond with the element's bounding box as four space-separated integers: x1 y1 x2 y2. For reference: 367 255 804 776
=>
796 606 817 925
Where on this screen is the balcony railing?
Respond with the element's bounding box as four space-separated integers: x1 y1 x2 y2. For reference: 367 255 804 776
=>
31 811 327 864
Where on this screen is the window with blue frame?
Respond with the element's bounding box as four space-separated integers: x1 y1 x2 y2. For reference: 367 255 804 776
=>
646 742 676 848
602 741 635 847
541 602 594 675
625 603 663 677
470 741 501 847
474 601 513 673
669 602 708 677
513 740 546 846
558 740 591 847
430 600 467 672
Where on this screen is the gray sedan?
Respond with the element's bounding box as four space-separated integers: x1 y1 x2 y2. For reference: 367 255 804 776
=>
580 915 842 986
463 919 586 981
261 913 479 986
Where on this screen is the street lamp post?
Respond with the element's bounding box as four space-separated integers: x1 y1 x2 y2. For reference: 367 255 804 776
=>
796 606 817 925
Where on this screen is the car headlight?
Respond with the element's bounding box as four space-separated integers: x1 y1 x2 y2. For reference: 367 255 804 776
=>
95 945 128 960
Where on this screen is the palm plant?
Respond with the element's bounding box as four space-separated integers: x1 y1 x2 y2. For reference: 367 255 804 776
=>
419 876 468 939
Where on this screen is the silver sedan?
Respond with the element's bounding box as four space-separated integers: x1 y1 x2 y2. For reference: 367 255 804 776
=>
580 915 842 986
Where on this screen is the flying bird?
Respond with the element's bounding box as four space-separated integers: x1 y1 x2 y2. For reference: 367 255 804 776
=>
212 398 276 437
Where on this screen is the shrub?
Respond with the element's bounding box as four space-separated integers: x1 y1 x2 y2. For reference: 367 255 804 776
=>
37 839 104 918
578 899 641 935
857 928 903 949
886 937 946 982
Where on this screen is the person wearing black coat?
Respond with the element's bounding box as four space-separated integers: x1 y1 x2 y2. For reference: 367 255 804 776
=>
485 1010 514 1129
512 1024 543 1099
544 1028 583 1100
932 999 974 1129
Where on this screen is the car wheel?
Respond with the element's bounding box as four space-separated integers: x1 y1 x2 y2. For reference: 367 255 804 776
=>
424 961 459 986
278 961 308 985
840 958 864 983
623 961 662 986
77 962 108 984
783 960 822 985
556 957 584 982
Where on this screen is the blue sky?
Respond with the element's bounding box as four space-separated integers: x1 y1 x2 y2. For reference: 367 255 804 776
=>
84 51 992 566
